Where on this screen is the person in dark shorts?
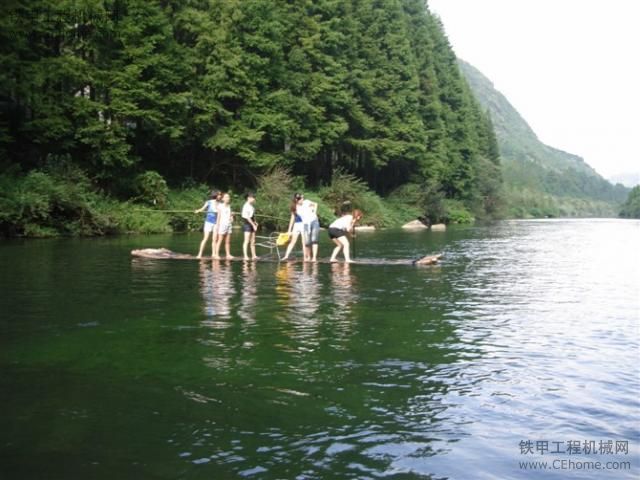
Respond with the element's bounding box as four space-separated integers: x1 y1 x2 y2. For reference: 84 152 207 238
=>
241 192 258 260
328 209 363 263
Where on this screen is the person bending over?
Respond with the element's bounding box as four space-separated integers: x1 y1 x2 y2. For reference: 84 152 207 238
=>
328 209 363 263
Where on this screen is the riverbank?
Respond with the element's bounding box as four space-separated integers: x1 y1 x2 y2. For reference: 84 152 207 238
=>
0 167 478 238
0 165 626 238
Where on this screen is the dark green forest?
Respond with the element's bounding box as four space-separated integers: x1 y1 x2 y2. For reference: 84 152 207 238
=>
619 186 640 219
0 0 503 236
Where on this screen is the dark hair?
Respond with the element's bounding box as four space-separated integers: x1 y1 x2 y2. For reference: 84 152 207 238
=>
291 193 302 213
245 192 255 200
210 190 220 199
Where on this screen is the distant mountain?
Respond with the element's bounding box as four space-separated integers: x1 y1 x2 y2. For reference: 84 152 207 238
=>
608 172 640 188
459 59 629 217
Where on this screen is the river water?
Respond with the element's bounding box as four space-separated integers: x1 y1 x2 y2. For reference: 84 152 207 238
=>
1 219 638 479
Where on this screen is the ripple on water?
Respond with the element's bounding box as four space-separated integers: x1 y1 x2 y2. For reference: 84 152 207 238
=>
1 221 638 479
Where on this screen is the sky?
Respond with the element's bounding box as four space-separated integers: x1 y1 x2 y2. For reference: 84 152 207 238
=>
427 0 640 182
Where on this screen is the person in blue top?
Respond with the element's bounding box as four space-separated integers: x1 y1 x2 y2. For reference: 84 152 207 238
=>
281 193 305 261
194 190 221 258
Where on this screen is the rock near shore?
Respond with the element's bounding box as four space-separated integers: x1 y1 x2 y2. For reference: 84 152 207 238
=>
401 220 428 230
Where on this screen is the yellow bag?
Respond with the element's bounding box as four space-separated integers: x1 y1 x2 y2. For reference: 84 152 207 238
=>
276 233 290 246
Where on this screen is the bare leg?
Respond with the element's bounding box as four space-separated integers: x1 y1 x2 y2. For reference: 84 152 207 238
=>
250 232 257 259
282 232 299 260
198 231 211 258
310 223 319 262
339 236 351 262
303 226 311 261
243 231 251 260
225 233 233 259
213 233 223 259
210 230 217 257
330 238 342 262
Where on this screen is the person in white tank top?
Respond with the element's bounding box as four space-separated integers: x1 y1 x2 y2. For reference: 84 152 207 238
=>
214 193 234 259
328 209 363 263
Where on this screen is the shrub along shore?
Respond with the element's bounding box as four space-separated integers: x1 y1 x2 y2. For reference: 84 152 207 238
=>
2 163 631 238
0 166 481 238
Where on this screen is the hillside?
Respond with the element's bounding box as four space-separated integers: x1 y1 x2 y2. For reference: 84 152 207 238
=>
459 59 628 217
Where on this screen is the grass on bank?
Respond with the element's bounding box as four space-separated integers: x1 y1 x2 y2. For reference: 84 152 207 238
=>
2 163 627 238
0 165 492 238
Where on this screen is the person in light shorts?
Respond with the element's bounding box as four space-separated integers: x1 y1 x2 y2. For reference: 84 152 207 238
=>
214 193 234 259
194 190 221 258
282 193 305 261
300 197 320 262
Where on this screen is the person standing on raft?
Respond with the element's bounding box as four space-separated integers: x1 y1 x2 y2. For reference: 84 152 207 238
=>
194 190 221 259
281 193 305 261
214 193 234 260
328 209 363 263
300 196 320 262
241 192 259 260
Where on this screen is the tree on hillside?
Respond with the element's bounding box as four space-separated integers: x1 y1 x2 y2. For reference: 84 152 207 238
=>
619 186 640 218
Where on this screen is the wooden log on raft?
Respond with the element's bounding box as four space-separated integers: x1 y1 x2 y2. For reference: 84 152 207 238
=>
131 248 443 265
411 253 443 265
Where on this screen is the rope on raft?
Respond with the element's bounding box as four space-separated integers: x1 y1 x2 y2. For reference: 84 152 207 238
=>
133 209 289 222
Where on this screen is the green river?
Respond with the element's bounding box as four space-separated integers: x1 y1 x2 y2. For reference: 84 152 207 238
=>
1 219 638 479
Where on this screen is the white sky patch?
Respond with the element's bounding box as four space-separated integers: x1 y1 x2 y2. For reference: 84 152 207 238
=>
427 0 640 180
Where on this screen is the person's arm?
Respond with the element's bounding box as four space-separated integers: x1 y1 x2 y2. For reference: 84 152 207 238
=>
349 216 358 233
287 213 295 233
194 202 208 214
